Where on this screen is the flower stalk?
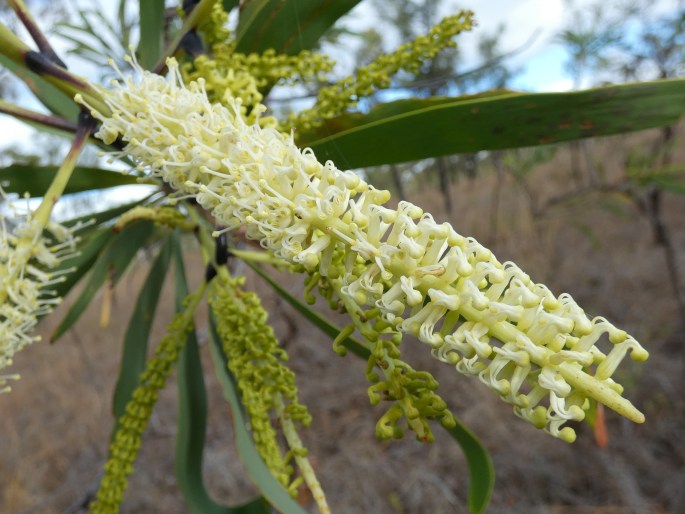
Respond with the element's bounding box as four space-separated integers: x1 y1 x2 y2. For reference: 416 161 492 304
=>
0 21 109 116
8 0 66 68
0 98 78 134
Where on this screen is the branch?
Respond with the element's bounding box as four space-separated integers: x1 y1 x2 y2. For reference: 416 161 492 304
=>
8 0 66 67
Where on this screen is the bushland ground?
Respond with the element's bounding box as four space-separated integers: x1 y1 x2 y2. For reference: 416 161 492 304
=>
2 125 684 514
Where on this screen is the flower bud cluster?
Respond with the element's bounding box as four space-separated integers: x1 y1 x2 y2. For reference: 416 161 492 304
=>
1 191 78 392
285 11 474 133
183 47 334 125
209 274 311 490
81 58 648 442
182 0 334 125
192 0 231 47
90 290 200 514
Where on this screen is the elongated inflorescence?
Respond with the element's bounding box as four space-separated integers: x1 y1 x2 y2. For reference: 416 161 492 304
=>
78 57 649 442
209 274 312 491
0 191 78 392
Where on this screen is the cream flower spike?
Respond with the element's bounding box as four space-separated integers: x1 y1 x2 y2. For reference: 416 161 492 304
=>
78 55 650 442
1 190 79 392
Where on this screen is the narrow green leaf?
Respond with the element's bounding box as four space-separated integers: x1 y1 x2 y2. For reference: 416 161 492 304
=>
248 263 493 513
174 239 270 514
91 10 129 55
247 263 370 358
0 165 146 197
61 194 154 230
301 79 685 168
442 423 494 514
50 227 115 301
50 220 156 342
138 0 165 70
112 235 173 418
0 54 79 121
207 315 308 514
53 31 104 60
236 0 361 55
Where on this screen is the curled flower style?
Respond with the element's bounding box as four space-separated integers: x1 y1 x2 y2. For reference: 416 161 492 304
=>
78 57 649 442
0 191 78 391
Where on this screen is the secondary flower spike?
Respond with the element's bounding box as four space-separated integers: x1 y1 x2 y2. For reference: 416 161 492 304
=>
78 56 649 442
0 191 78 392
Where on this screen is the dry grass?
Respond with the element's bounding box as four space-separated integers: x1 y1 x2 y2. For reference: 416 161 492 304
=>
2 127 685 514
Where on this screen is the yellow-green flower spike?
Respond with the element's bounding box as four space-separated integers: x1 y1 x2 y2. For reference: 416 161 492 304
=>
209 273 312 489
89 282 207 514
80 56 649 443
193 0 231 47
285 11 474 133
1 188 80 391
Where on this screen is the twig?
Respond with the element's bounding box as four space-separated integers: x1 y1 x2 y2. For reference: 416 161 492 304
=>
268 28 543 104
0 98 78 133
8 0 66 68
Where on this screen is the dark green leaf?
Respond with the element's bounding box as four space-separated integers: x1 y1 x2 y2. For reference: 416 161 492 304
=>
139 0 165 70
236 0 362 55
50 220 156 342
174 239 270 514
0 165 146 197
0 54 79 121
442 423 494 514
207 315 308 514
112 235 173 418
247 262 370 358
50 227 115 301
300 79 685 168
61 194 154 230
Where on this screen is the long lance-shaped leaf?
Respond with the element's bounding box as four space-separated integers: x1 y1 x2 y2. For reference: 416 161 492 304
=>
61 194 155 230
173 236 271 514
236 0 362 55
50 220 156 342
248 262 493 513
0 164 146 197
112 234 173 419
300 79 685 168
443 424 494 514
138 0 165 70
207 314 309 514
50 227 114 301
